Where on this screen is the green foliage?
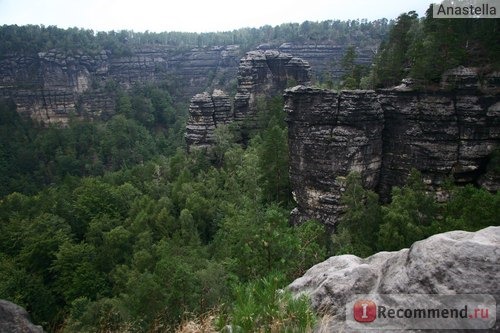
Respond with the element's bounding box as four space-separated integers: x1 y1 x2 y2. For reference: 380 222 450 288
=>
0 82 184 197
377 170 438 251
220 272 316 332
332 172 382 257
0 97 328 331
368 7 500 88
334 169 498 258
1 19 391 56
434 185 500 233
0 115 497 332
253 96 292 204
371 11 419 87
339 46 370 89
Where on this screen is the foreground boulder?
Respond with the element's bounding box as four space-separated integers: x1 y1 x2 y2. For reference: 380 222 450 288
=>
289 226 500 332
0 300 43 333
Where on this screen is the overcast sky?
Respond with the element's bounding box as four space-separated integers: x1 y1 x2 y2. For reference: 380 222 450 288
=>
0 0 434 33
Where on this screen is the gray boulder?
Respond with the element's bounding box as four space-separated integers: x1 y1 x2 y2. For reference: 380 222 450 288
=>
0 300 44 333
289 226 500 332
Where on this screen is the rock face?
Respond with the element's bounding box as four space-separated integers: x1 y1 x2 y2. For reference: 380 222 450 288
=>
285 70 500 225
185 90 232 149
185 50 311 149
286 87 384 224
289 226 500 332
277 43 374 83
1 43 376 126
233 50 310 126
0 45 241 125
0 299 44 333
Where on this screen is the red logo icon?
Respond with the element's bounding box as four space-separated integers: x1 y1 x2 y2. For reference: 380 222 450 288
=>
353 299 377 322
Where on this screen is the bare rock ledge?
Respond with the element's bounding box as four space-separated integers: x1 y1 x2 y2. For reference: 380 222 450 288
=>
289 226 500 332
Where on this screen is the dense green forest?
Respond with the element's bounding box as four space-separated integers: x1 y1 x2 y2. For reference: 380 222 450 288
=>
360 8 500 88
1 7 500 332
1 92 498 332
0 94 326 332
330 8 499 89
0 18 390 56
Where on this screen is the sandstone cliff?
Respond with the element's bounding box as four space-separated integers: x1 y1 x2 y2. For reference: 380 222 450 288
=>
185 50 311 149
1 43 372 125
277 43 373 82
0 45 241 124
285 70 500 225
289 226 500 332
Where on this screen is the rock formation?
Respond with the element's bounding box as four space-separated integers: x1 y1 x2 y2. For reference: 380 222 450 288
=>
277 43 374 83
0 299 44 333
185 50 311 149
233 50 310 129
289 226 500 332
285 69 500 225
185 90 232 149
1 43 375 126
0 45 241 125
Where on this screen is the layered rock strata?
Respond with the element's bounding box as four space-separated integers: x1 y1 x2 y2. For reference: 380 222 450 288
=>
277 43 374 82
286 70 500 225
289 226 500 332
285 87 384 224
186 50 311 149
233 50 311 127
1 43 377 126
185 90 232 149
0 45 241 124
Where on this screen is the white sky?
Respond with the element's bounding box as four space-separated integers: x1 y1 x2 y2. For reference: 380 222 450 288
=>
0 0 434 33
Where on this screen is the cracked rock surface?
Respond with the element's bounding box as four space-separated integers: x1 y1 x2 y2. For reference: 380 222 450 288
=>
289 226 500 332
285 69 500 225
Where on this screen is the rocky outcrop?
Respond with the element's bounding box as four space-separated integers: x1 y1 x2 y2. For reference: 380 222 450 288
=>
286 70 500 225
1 42 377 126
0 45 241 125
233 50 310 126
0 50 115 124
289 226 500 332
377 87 499 201
286 87 384 224
186 50 311 149
277 43 374 82
185 90 232 149
0 299 44 333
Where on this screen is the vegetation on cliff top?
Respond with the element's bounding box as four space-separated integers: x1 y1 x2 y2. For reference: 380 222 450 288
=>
0 19 390 56
365 8 500 88
1 7 499 332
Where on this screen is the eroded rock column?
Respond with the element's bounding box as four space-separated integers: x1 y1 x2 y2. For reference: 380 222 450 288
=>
285 86 384 226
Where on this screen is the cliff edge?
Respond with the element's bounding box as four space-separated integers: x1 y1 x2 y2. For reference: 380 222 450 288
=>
285 69 500 225
289 226 500 332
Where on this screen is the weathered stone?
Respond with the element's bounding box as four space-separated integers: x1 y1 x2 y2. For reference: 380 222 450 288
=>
0 299 44 333
289 226 500 332
285 86 383 225
286 69 500 226
277 43 375 83
0 45 241 125
186 50 311 150
185 90 232 150
233 50 311 127
1 43 378 126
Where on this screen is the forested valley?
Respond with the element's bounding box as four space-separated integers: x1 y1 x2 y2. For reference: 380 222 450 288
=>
0 6 499 332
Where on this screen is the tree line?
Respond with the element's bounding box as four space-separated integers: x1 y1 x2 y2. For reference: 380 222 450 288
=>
1 8 499 331
0 19 391 56
365 7 499 88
